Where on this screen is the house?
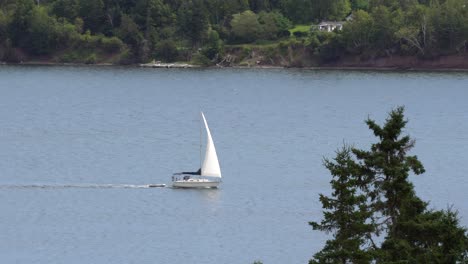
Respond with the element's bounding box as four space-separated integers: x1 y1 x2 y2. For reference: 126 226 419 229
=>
317 21 345 32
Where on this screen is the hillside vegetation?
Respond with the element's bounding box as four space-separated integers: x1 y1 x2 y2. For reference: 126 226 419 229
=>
0 0 467 66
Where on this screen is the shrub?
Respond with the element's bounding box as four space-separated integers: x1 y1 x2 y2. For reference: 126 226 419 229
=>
84 53 97 64
318 34 345 63
237 46 252 61
293 31 308 38
202 30 222 60
58 51 80 63
118 48 136 65
307 34 321 50
77 30 100 49
100 37 124 53
230 11 260 43
277 29 291 38
191 53 212 66
154 39 179 62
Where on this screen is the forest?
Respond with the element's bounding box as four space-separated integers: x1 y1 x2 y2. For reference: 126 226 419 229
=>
0 0 467 65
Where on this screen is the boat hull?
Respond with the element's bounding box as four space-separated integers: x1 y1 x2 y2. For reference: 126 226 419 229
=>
172 179 220 188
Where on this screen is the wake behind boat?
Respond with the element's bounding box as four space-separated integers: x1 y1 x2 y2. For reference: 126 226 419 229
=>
147 183 166 188
172 112 222 188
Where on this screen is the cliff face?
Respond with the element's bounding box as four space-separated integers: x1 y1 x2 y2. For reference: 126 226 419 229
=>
320 55 468 69
220 45 318 68
221 45 468 70
3 43 468 70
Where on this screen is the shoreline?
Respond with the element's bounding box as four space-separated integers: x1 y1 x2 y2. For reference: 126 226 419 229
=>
2 61 468 72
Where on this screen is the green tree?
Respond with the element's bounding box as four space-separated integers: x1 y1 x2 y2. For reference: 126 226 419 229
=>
74 17 84 33
380 207 468 262
230 10 261 43
317 31 345 62
204 0 250 24
154 39 179 62
431 0 468 51
8 0 34 47
52 0 79 21
351 0 369 10
396 4 435 55
250 0 270 12
54 18 81 49
329 0 352 20
279 0 314 23
342 9 374 53
177 0 208 46
0 9 10 60
27 6 58 54
257 11 292 40
272 10 292 32
370 5 402 51
258 11 278 39
133 0 173 39
310 146 374 264
116 14 143 48
79 0 105 33
116 14 143 61
310 0 352 21
312 107 468 263
369 0 418 10
0 9 8 43
202 29 222 60
352 107 427 260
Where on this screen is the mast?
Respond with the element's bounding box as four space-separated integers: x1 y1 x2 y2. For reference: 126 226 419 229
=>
199 112 202 172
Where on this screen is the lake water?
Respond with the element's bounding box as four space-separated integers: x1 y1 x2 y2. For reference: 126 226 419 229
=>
0 65 467 264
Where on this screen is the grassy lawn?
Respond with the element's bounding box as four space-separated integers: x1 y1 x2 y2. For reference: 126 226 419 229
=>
224 42 279 49
289 24 311 34
224 26 315 49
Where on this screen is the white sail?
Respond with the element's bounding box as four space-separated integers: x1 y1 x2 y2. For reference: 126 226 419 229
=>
201 112 222 178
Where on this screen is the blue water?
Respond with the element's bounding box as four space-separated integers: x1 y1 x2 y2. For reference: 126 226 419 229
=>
0 66 467 263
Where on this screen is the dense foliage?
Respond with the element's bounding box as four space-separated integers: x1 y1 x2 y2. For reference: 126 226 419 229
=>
0 0 467 64
310 107 468 263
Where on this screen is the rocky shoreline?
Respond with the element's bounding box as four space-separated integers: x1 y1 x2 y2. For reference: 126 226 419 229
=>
2 56 468 72
139 62 199 68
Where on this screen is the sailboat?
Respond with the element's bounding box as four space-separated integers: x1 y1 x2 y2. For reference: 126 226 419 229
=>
172 112 222 188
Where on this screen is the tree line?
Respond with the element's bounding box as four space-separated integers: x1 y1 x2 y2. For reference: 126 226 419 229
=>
318 0 468 62
0 0 467 64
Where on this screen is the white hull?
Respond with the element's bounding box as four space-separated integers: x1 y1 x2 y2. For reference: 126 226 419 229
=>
172 179 220 188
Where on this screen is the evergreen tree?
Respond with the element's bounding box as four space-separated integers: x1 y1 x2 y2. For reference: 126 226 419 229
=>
0 9 7 43
28 6 57 55
202 29 222 60
177 0 208 46
279 0 314 23
154 39 178 62
312 107 468 263
310 146 374 263
250 0 271 12
51 0 79 22
8 0 34 47
310 0 351 21
79 0 105 33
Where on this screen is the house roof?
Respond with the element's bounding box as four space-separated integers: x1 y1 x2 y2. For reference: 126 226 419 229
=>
318 21 345 26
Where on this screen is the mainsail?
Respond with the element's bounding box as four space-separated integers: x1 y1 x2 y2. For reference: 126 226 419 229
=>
201 112 222 178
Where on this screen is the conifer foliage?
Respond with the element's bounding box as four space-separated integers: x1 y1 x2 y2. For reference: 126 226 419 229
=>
310 106 468 263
